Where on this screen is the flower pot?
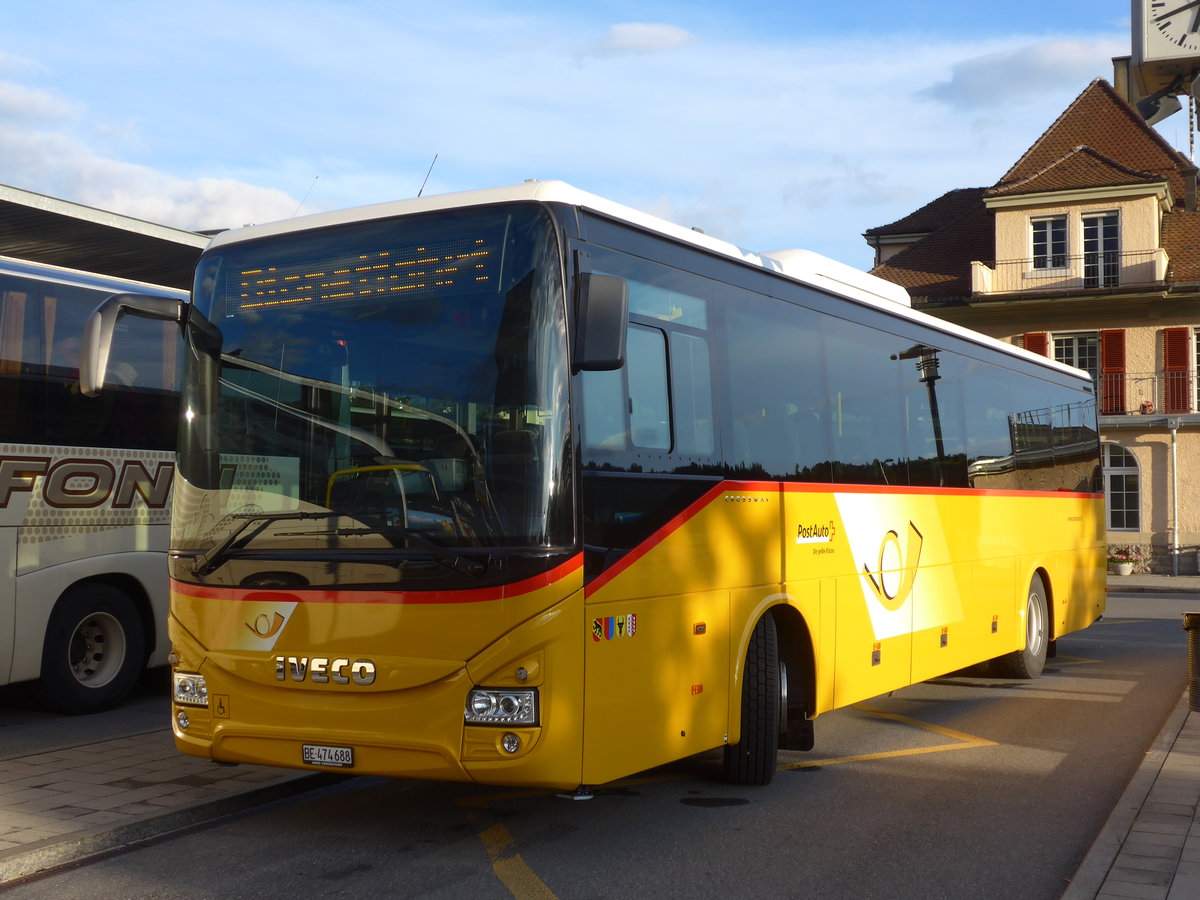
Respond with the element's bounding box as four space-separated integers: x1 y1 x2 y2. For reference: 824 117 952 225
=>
1111 562 1133 576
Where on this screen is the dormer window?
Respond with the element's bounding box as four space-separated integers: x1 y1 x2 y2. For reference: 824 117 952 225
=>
1082 211 1119 288
1031 215 1068 270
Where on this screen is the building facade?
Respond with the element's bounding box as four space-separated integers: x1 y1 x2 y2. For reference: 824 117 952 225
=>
865 78 1200 574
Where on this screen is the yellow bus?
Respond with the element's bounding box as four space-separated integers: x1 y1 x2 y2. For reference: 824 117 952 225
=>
82 181 1105 788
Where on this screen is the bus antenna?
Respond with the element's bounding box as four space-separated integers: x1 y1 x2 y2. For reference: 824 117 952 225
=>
418 154 438 197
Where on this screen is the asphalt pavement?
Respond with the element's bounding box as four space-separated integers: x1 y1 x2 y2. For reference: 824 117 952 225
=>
0 574 1197 897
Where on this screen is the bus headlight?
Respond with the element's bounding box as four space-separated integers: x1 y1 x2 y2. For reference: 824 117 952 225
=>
464 688 537 725
173 672 210 707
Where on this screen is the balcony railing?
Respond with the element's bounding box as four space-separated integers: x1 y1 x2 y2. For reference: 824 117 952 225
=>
1098 370 1199 416
972 248 1168 296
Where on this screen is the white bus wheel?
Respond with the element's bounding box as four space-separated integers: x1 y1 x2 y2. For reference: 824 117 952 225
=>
992 574 1049 679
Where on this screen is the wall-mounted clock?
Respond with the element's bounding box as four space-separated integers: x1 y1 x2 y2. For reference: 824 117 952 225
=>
1136 0 1200 63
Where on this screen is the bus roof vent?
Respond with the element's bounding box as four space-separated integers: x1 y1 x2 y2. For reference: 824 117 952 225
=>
759 248 911 308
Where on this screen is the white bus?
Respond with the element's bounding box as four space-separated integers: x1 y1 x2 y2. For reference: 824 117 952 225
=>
0 256 182 713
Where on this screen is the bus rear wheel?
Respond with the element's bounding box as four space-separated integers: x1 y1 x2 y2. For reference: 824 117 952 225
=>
724 613 780 785
33 584 145 714
993 574 1048 679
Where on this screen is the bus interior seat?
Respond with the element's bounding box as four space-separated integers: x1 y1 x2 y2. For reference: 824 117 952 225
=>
490 429 537 519
426 434 470 492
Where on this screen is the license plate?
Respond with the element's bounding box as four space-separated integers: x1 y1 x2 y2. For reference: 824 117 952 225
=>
302 743 354 768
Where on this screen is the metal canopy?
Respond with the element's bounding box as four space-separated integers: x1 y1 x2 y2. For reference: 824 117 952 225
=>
0 183 209 290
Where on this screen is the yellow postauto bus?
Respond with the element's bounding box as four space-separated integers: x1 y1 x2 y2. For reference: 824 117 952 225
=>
82 181 1105 789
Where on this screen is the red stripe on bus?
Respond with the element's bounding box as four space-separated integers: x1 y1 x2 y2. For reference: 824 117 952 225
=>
171 553 583 605
586 481 764 595
782 481 1104 500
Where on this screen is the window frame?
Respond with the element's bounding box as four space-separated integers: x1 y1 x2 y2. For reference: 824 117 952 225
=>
1030 214 1069 272
1052 331 1099 381
1082 210 1120 289
1102 442 1140 532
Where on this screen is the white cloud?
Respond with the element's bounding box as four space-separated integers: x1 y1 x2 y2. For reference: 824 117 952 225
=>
0 80 75 121
919 39 1126 108
783 156 913 210
0 5 1136 270
583 23 696 57
85 175 301 233
0 50 43 77
0 123 297 232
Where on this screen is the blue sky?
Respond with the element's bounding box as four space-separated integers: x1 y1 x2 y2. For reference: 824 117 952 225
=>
1 1 1138 269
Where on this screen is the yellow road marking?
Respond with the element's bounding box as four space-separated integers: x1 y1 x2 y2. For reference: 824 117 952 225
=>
459 704 999 894
474 821 559 900
1051 653 1101 666
778 703 996 771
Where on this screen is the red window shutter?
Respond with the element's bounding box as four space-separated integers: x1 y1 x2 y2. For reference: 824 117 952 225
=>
1163 327 1191 413
1099 329 1126 415
1022 332 1048 356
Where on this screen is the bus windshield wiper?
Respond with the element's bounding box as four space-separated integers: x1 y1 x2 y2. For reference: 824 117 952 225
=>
290 524 488 577
191 510 338 577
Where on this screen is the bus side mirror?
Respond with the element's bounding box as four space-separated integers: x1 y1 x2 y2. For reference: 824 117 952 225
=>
81 293 185 397
575 273 628 371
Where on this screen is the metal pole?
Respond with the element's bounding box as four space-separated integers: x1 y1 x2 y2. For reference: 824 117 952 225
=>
1184 612 1200 711
1172 419 1180 575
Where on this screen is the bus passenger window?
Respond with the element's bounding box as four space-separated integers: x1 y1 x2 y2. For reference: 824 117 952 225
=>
582 368 627 451
670 332 713 456
627 325 670 450
824 317 905 485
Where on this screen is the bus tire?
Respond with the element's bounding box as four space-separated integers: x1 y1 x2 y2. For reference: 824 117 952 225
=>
33 583 145 714
993 574 1049 679
724 613 780 785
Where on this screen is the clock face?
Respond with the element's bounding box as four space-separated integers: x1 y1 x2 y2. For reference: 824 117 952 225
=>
1148 0 1200 54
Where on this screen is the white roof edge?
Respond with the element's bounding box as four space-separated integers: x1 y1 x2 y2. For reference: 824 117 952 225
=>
0 252 188 296
0 183 210 248
205 180 1089 384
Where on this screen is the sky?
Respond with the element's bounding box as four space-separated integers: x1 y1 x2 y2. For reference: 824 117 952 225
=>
0 1 1143 271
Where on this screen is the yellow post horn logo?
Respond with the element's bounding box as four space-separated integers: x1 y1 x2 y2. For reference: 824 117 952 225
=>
247 611 286 639
862 522 923 612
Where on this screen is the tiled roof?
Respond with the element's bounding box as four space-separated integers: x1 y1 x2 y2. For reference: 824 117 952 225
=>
986 146 1163 198
993 78 1192 199
869 198 992 300
863 187 987 238
1163 210 1200 282
865 78 1200 302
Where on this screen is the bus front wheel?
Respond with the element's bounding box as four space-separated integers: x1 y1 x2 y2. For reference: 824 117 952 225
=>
724 613 780 785
993 574 1049 679
33 584 145 714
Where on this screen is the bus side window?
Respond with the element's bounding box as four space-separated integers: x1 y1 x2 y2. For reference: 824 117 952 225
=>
671 331 714 456
580 265 715 462
721 287 828 481
0 280 36 442
900 346 969 488
627 325 669 450
582 367 627 451
823 316 906 485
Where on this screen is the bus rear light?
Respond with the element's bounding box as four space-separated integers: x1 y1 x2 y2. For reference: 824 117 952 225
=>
173 672 210 707
465 688 538 725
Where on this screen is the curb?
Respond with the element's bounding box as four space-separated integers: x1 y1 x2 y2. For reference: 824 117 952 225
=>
1060 688 1191 898
0 772 342 886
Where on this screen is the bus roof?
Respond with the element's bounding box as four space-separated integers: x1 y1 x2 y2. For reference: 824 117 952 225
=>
205 180 1090 384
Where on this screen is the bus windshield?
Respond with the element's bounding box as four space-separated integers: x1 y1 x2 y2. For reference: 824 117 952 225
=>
175 204 573 587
